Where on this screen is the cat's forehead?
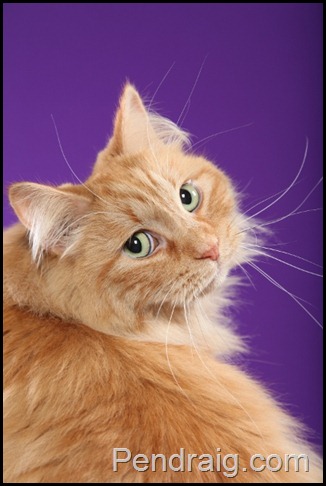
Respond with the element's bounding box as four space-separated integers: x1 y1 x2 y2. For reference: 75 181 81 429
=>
87 148 233 237
91 146 224 196
92 153 188 216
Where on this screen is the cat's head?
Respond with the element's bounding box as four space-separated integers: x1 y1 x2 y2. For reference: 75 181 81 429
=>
9 84 251 334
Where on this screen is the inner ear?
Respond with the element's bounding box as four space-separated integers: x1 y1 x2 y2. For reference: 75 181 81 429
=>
103 84 191 161
9 182 91 262
108 83 159 156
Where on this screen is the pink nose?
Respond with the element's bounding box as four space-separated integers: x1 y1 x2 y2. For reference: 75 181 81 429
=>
199 244 219 261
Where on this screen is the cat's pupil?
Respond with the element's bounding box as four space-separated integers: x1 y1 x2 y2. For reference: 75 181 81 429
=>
127 236 142 254
180 189 192 205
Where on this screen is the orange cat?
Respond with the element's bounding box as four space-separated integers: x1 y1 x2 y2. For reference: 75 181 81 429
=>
3 84 322 482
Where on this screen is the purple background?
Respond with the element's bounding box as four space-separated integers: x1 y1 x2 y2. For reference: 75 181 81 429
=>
4 4 323 447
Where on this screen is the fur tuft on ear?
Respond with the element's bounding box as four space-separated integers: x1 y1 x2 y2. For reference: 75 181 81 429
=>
107 83 190 156
9 182 91 264
148 111 191 148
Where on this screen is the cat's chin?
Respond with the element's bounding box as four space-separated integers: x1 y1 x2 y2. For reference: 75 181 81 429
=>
194 266 230 300
191 272 219 301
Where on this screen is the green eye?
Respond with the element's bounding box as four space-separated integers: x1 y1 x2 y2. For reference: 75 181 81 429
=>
180 183 201 212
124 232 155 259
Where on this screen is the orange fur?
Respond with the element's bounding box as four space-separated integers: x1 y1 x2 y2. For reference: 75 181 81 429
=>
4 84 322 482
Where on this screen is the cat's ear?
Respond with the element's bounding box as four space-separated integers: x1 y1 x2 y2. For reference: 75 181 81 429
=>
9 182 91 262
108 83 158 155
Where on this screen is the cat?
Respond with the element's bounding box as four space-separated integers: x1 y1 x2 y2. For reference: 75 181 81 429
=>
3 83 322 482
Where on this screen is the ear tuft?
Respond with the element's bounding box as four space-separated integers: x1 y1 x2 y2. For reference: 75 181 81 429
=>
148 111 191 148
9 182 91 264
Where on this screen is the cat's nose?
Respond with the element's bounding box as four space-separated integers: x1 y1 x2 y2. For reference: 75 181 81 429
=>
197 243 219 261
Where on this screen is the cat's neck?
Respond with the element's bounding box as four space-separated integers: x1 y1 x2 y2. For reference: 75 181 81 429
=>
4 224 245 358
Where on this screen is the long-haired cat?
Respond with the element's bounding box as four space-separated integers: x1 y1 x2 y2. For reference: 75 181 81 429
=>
3 84 322 482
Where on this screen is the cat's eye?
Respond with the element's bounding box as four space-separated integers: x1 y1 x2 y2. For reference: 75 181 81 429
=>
180 182 201 212
123 231 156 259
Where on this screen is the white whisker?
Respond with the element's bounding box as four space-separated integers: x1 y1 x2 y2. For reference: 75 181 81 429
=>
244 138 309 223
176 55 207 127
183 297 196 357
288 207 322 216
238 262 257 290
148 62 176 111
256 176 323 230
155 281 178 320
248 261 323 329
239 178 253 194
241 246 323 278
183 294 266 444
187 122 254 154
51 115 110 206
245 243 323 269
239 176 322 236
165 296 194 404
195 284 241 355
241 182 301 218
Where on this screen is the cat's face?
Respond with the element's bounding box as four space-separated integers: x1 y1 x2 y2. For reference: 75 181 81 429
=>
84 146 243 311
9 85 248 328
